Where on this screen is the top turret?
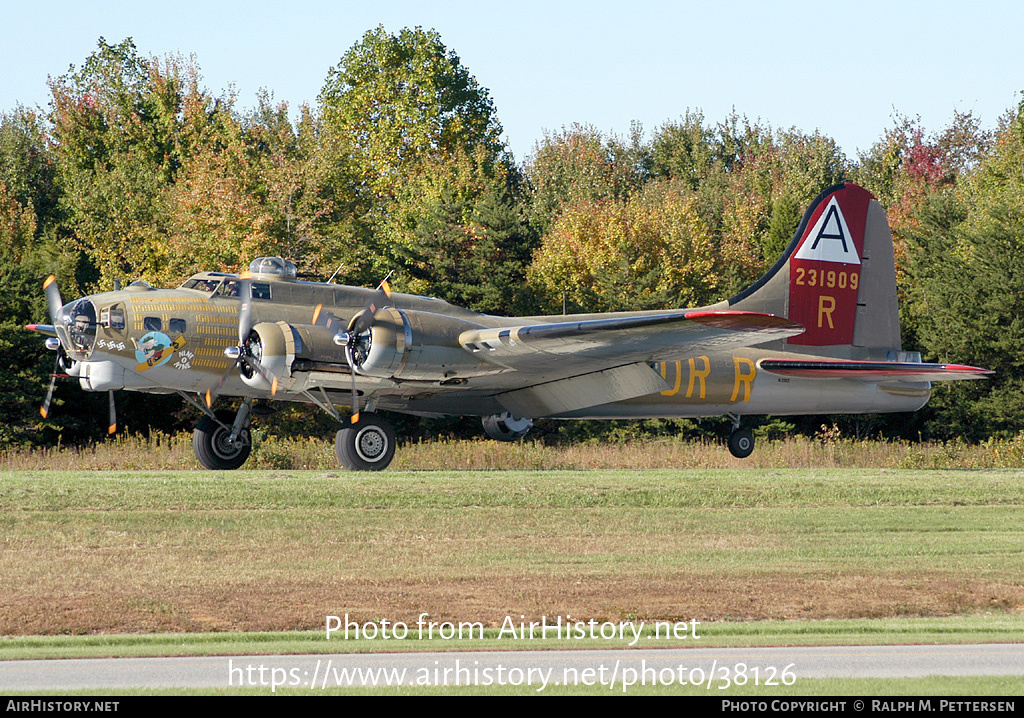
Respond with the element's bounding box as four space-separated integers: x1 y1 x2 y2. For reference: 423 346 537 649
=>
249 257 297 281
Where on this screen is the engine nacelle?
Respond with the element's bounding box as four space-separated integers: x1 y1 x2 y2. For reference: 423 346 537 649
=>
239 309 507 394
239 322 303 393
482 412 533 442
354 308 504 382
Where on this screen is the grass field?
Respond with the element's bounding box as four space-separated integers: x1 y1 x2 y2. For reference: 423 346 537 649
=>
1 466 1022 695
1 468 1022 640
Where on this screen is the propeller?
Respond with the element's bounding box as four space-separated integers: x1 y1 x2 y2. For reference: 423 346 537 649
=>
38 274 118 435
232 272 280 393
206 272 279 408
39 276 65 421
333 278 392 423
351 279 392 337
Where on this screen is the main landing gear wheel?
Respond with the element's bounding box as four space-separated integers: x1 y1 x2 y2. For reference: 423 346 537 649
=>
193 410 251 470
728 427 755 459
336 413 396 471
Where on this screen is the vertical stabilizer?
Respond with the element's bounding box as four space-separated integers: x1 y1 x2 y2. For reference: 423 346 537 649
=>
728 182 901 356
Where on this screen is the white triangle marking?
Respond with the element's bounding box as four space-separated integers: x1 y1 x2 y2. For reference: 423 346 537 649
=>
793 196 860 265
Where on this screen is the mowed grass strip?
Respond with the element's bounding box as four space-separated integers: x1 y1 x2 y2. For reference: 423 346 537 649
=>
3 616 1024 661
1 469 1022 636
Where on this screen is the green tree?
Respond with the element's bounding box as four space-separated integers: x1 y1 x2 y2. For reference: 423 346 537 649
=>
528 182 720 313
0 107 59 235
319 26 504 203
381 149 539 315
903 100 1024 438
649 110 715 189
0 108 84 448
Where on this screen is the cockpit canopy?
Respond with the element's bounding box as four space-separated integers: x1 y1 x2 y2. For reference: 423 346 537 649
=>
249 257 297 280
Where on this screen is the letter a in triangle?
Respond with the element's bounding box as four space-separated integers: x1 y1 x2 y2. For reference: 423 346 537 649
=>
793 196 860 264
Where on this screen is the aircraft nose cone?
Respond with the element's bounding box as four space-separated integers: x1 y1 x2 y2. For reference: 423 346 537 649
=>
56 297 99 359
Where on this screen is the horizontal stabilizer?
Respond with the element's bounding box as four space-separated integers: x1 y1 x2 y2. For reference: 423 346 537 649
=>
759 359 993 382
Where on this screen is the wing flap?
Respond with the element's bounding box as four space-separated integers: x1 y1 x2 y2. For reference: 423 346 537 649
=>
759 359 993 382
496 362 668 417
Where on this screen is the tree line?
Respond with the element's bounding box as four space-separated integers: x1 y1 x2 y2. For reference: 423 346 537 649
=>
1 28 1021 447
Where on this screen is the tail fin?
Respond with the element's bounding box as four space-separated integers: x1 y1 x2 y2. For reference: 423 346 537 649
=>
729 182 900 355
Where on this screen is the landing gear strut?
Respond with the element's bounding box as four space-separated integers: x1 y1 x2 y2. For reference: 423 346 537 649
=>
336 413 396 471
727 415 755 459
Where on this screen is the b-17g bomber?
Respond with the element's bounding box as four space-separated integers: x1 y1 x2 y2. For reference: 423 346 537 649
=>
27 183 990 470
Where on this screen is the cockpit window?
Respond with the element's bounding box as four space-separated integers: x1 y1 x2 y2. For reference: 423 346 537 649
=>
144 316 162 332
169 318 186 334
181 278 222 294
213 279 240 297
99 305 126 330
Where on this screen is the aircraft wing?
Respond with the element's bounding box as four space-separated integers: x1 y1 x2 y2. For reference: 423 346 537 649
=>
457 310 803 417
758 359 993 382
460 310 803 372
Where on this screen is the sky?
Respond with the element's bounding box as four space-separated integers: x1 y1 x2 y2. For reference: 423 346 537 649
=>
2 0 1020 164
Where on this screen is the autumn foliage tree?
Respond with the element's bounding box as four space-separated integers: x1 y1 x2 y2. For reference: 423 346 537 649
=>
529 184 718 313
49 38 224 287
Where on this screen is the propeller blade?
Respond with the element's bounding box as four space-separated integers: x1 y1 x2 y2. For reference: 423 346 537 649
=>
350 280 392 336
349 363 359 424
108 390 117 434
343 276 392 423
40 356 59 419
205 354 242 408
312 304 344 331
44 275 63 326
40 275 66 421
340 327 360 423
237 272 253 345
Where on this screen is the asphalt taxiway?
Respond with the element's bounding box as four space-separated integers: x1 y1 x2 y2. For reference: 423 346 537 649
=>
1 643 1022 691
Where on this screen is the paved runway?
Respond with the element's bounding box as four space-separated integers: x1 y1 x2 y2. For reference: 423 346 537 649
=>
2 644 1023 691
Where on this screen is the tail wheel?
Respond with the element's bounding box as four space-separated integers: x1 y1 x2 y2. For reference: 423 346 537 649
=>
194 410 251 470
728 428 755 459
336 413 396 471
